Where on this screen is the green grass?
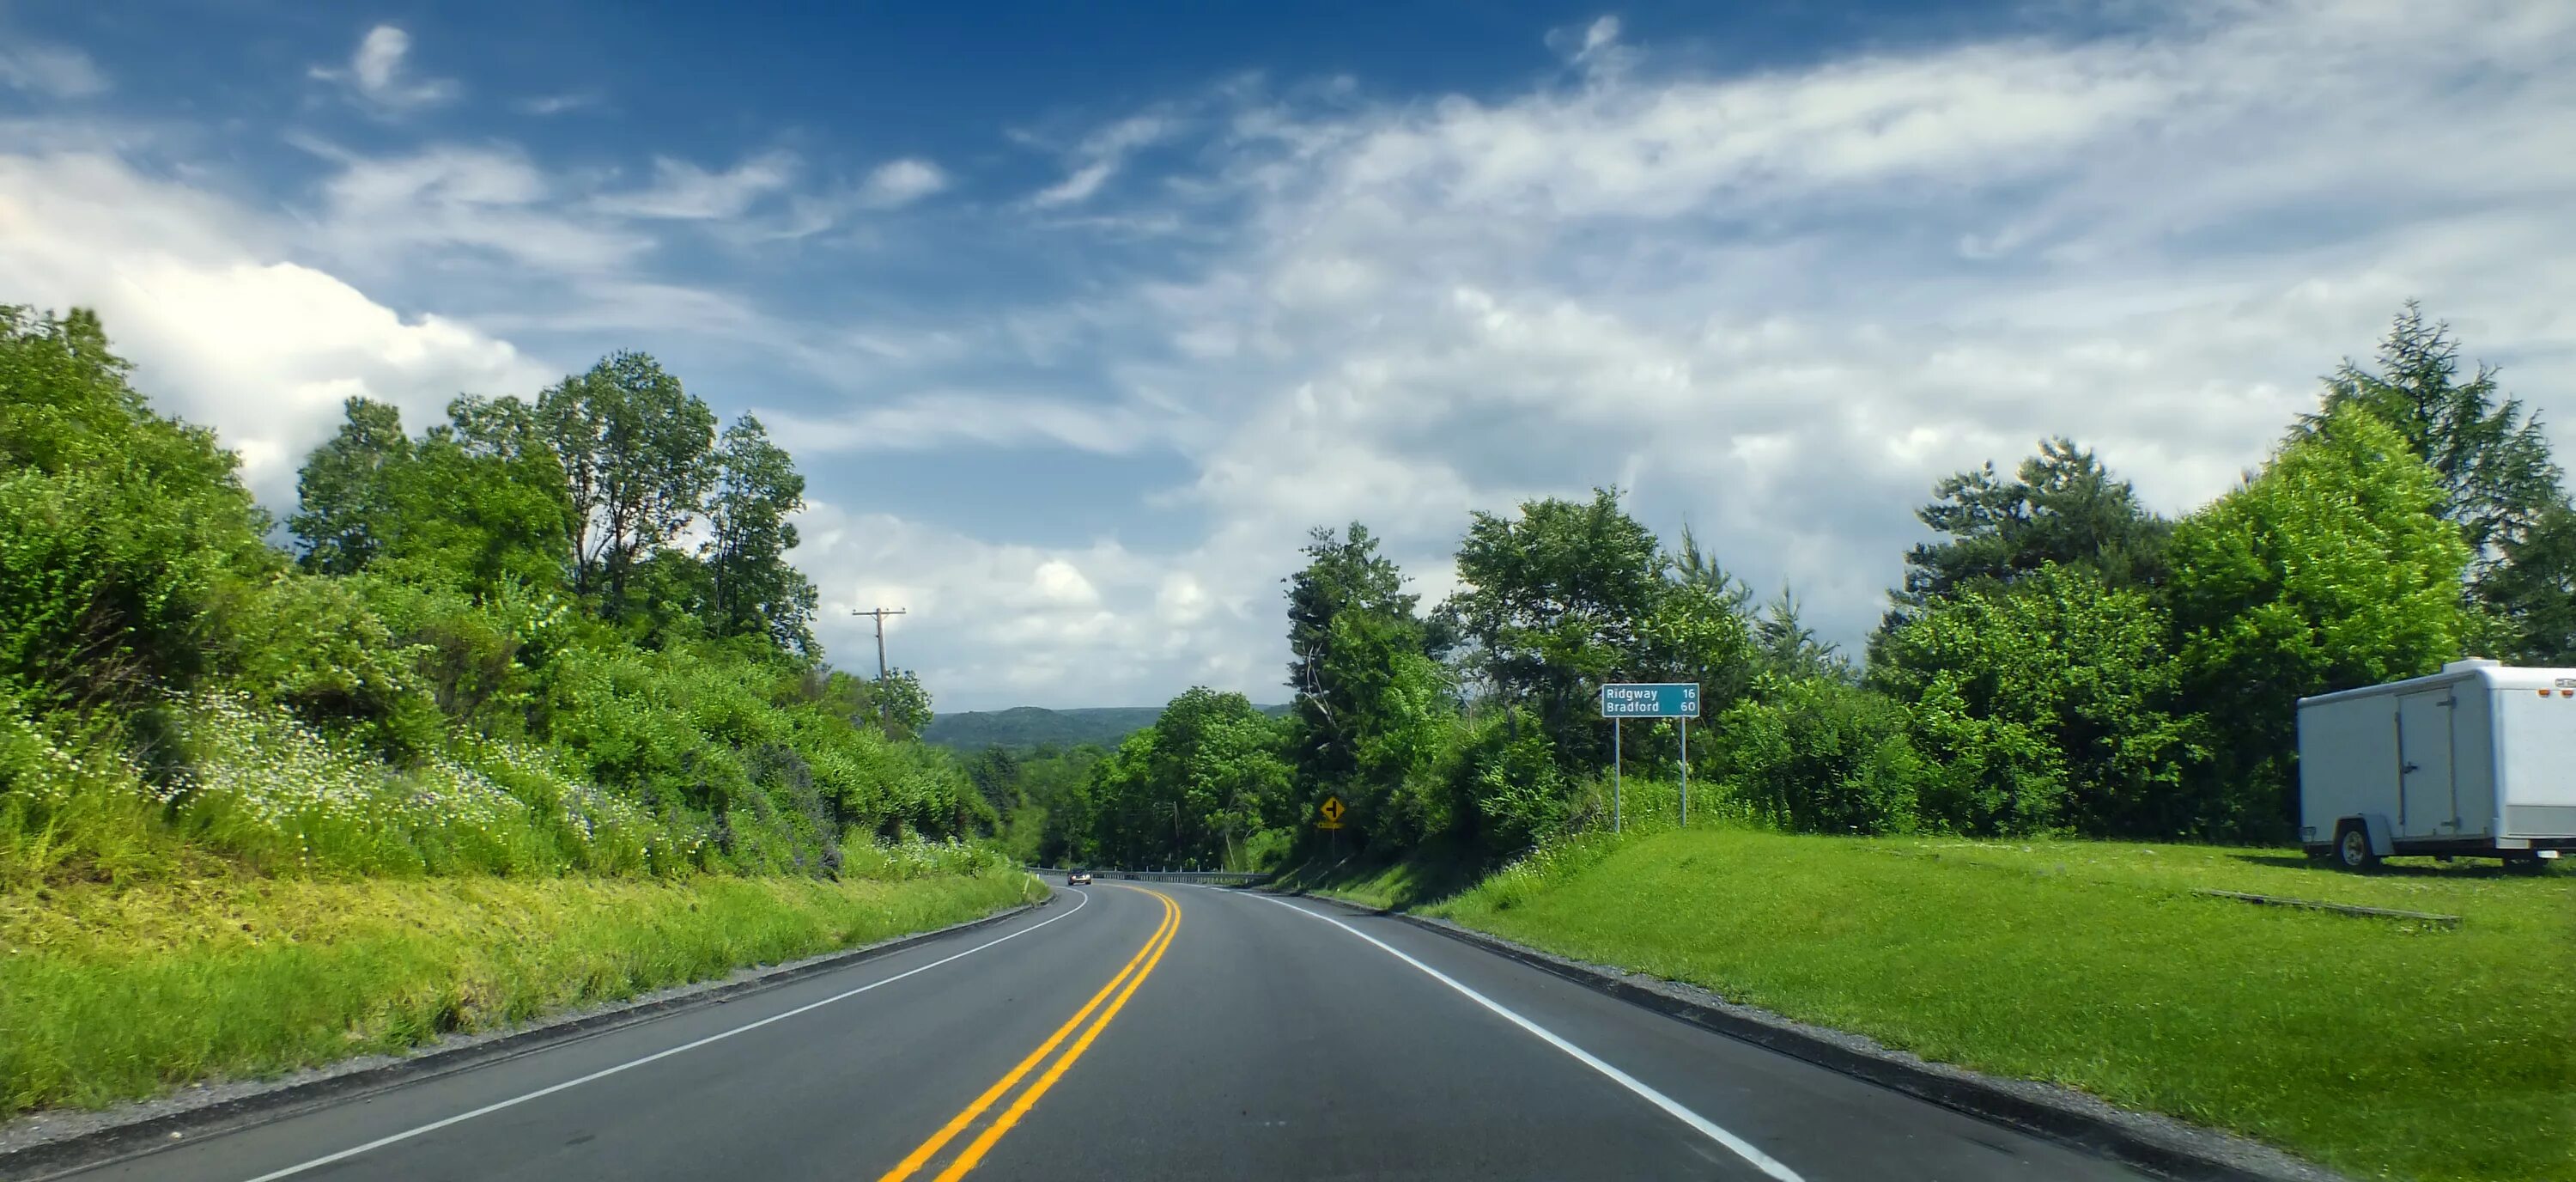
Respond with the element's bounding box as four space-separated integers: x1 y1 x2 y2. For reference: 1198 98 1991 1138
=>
1268 834 1486 911
0 863 1044 1114
1303 825 2573 1182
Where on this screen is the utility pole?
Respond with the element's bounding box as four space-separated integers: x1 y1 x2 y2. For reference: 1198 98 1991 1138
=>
850 606 907 681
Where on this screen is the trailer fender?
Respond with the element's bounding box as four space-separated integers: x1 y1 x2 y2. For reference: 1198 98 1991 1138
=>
2360 813 2397 856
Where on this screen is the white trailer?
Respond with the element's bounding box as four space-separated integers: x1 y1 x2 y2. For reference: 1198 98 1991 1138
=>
2298 659 2576 870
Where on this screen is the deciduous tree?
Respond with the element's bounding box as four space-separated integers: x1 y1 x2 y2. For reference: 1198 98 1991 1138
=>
2166 405 2470 838
536 353 716 617
703 414 819 652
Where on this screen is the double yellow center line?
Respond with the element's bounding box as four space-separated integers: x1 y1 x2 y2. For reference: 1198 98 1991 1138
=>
876 886 1179 1182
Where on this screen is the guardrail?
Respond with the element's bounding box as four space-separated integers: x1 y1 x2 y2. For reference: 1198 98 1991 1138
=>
1030 867 1273 886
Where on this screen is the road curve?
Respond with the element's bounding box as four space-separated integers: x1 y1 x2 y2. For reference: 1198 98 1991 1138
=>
48 878 2157 1182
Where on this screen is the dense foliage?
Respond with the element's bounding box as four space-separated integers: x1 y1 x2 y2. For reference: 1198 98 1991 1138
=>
1 306 985 888
1015 305 2573 870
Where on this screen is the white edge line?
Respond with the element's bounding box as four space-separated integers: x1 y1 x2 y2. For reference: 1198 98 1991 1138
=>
239 887 1092 1182
1251 893 1805 1182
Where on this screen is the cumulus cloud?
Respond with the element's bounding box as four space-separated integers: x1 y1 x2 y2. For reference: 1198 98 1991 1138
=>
0 152 552 503
853 0 2576 707
13 0 2576 714
0 40 108 98
795 503 1264 703
310 25 459 112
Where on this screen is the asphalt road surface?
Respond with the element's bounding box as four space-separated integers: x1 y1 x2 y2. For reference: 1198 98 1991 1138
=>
56 879 2160 1182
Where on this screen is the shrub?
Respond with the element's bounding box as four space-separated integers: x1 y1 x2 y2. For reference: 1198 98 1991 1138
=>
0 308 273 714
1705 676 1922 834
1455 710 1576 856
207 573 445 762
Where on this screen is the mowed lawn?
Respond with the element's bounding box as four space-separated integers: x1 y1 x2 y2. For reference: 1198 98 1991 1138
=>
0 868 1042 1114
1400 830 2573 1182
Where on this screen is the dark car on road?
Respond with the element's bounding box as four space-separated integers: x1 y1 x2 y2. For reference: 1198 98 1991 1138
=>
1067 869 1092 885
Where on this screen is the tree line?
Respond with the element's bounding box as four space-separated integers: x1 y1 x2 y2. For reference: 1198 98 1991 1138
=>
3 307 967 884
1016 305 2574 869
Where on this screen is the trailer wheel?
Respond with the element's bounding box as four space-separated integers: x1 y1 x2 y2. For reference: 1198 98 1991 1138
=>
2334 822 2379 872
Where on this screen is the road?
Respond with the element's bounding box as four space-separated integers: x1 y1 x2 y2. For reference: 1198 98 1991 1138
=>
55 879 2159 1182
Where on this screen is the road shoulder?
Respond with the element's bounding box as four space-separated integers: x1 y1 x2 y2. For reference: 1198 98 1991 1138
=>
0 895 1052 1181
1274 887 2348 1182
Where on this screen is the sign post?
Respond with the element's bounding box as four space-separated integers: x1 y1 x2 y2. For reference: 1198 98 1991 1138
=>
1600 683 1700 833
1316 793 1346 862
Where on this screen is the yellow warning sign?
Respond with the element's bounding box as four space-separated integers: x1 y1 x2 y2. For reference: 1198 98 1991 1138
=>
1316 795 1346 829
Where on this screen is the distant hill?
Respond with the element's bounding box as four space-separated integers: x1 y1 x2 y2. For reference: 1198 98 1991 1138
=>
926 704 1291 752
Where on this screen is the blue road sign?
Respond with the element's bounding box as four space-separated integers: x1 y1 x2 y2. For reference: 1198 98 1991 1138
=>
1600 683 1699 718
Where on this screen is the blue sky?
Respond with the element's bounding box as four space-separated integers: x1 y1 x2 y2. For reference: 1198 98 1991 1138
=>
5 1 2573 710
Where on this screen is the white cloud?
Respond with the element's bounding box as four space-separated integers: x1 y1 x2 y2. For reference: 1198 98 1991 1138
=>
516 92 599 116
13 0 2576 714
0 40 108 98
795 503 1250 704
763 393 1170 455
592 150 799 220
817 0 2576 707
310 25 459 112
859 158 947 208
303 141 651 276
1032 161 1115 208
0 152 552 503
1027 113 1178 208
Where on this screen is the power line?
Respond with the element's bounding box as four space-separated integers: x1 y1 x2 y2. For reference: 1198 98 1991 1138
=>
851 606 907 681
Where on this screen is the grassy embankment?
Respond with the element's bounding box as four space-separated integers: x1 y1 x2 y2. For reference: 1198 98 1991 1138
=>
1 850 1043 1116
1282 809 2573 1182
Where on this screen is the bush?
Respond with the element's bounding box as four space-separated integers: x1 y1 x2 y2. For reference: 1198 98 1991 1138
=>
0 308 273 714
207 573 445 763
1455 710 1576 856
158 692 708 878
1705 677 1922 834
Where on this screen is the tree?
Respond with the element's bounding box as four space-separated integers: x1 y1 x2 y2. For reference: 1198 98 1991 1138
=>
1441 488 1666 766
1753 583 1846 682
2166 405 2471 839
1889 437 2169 629
537 353 717 616
290 396 575 600
394 398 576 597
1634 573 1760 716
290 397 414 576
1671 524 1754 613
1311 607 1459 850
1876 566 2202 837
1283 523 1420 794
703 415 819 652
867 670 935 740
964 746 1024 814
1071 688 1290 868
2306 302 2560 579
2476 500 2576 664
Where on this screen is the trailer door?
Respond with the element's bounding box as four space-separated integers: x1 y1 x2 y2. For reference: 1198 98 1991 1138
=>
2397 690 2458 836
